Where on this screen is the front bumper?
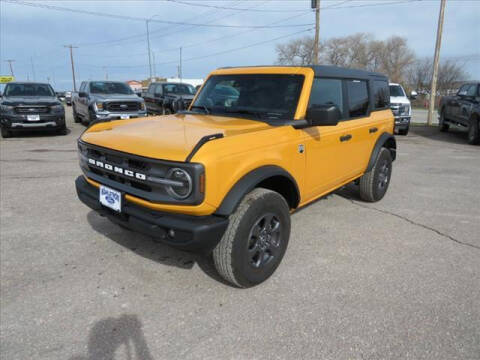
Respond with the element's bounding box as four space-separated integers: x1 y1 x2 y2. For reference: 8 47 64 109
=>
92 111 147 121
1 113 65 131
394 116 410 130
75 176 228 252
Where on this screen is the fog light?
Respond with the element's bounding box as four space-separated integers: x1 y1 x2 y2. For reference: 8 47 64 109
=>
168 229 175 238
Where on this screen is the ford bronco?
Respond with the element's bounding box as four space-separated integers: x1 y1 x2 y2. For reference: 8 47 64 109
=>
76 66 396 287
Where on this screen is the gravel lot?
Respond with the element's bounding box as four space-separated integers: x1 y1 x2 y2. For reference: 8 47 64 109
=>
1 108 479 360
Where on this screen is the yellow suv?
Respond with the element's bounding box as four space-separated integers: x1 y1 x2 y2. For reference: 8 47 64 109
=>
76 66 396 287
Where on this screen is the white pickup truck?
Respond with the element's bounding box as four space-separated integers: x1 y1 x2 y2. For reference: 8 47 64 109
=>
389 83 413 135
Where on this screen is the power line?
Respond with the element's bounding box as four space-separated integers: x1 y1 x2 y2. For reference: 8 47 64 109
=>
166 0 311 13
4 0 313 29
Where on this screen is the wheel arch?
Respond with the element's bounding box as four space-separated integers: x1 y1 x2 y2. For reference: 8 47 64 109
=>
214 165 300 216
366 132 396 172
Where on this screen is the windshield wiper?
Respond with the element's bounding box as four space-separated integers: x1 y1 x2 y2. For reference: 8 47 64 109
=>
224 108 264 119
190 105 210 114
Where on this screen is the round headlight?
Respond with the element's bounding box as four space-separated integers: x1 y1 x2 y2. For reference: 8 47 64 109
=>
166 168 192 199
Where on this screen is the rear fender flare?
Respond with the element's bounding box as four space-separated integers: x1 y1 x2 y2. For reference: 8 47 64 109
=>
366 133 396 172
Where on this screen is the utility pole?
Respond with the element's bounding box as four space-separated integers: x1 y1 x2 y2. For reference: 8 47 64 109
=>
312 0 320 65
146 20 153 81
30 57 36 81
152 51 156 79
64 44 78 91
427 0 446 126
179 47 182 82
5 59 15 77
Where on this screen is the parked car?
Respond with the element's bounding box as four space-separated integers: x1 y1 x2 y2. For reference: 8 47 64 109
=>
389 83 411 135
438 82 480 145
72 81 146 125
65 91 72 106
143 82 196 115
0 82 66 138
75 65 396 287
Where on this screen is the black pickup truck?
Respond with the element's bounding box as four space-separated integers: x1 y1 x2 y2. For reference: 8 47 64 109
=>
439 82 480 145
143 82 196 115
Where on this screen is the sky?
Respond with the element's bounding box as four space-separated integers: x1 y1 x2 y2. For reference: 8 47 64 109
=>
1 0 479 91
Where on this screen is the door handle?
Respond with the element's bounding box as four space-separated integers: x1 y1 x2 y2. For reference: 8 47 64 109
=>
369 127 378 133
340 134 352 142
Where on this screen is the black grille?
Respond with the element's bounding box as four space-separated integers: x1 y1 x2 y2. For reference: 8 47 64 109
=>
106 102 140 112
15 106 50 114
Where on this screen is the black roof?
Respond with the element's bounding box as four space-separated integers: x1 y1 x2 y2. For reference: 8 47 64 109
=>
219 65 388 80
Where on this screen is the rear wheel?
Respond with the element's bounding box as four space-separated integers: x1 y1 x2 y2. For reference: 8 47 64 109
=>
439 110 449 132
359 147 392 202
467 117 479 145
1 127 12 138
213 188 291 288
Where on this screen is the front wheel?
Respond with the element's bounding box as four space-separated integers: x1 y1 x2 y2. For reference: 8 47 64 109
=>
359 147 393 202
439 110 449 132
213 188 291 288
467 118 479 145
398 126 409 136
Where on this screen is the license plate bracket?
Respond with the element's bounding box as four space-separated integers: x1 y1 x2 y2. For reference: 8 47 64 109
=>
99 185 122 212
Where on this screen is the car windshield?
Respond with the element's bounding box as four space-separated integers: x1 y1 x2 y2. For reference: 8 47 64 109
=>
163 83 195 95
191 74 304 121
4 83 55 97
389 85 405 97
90 81 133 95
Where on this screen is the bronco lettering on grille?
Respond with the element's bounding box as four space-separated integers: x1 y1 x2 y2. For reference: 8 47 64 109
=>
88 158 146 180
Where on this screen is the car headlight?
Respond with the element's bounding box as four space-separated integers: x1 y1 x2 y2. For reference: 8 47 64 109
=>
51 104 65 113
140 102 146 111
95 102 104 111
165 168 192 199
0 104 14 113
400 104 410 116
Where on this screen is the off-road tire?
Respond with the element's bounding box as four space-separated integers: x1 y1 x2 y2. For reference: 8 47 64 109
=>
359 147 392 202
1 127 12 138
73 106 81 123
467 117 479 145
398 126 409 136
213 188 291 288
439 110 449 132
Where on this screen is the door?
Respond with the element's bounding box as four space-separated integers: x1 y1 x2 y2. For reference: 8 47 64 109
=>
303 77 358 200
78 82 88 117
153 84 164 114
457 84 477 126
144 84 156 113
449 84 469 121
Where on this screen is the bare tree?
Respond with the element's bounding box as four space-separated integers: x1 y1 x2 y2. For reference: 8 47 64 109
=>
275 36 316 65
376 36 415 83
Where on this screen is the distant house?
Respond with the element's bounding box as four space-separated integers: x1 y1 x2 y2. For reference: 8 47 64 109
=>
126 80 142 91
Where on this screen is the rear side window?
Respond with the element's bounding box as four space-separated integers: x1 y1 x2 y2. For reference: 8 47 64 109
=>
308 78 344 118
373 80 390 109
347 80 369 117
466 84 477 97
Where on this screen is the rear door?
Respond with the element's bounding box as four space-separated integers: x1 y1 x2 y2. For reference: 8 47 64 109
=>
457 84 477 126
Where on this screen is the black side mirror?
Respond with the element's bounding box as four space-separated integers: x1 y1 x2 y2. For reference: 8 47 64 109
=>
79 92 87 98
306 105 341 127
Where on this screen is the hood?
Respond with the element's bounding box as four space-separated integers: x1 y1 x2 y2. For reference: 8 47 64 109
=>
390 96 410 105
81 113 271 162
93 93 143 102
1 96 60 106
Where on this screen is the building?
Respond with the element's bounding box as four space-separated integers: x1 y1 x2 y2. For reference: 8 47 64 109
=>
126 80 142 91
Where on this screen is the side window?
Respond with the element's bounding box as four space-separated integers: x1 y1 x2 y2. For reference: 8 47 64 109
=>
457 84 469 96
147 84 155 95
466 84 477 97
154 84 162 95
308 78 344 118
79 82 85 92
346 80 369 117
373 80 389 109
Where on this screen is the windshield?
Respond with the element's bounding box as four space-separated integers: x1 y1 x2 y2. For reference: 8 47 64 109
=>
389 85 405 97
192 74 304 121
163 83 195 95
4 83 55 97
90 81 133 95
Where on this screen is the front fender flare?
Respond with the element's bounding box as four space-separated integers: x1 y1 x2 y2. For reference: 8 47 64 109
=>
215 165 300 216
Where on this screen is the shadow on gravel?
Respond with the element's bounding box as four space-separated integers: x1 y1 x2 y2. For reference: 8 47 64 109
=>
69 314 153 360
409 125 470 145
1 128 71 138
86 211 233 287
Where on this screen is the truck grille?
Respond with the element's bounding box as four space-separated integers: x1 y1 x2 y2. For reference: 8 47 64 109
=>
106 102 140 112
15 106 50 114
